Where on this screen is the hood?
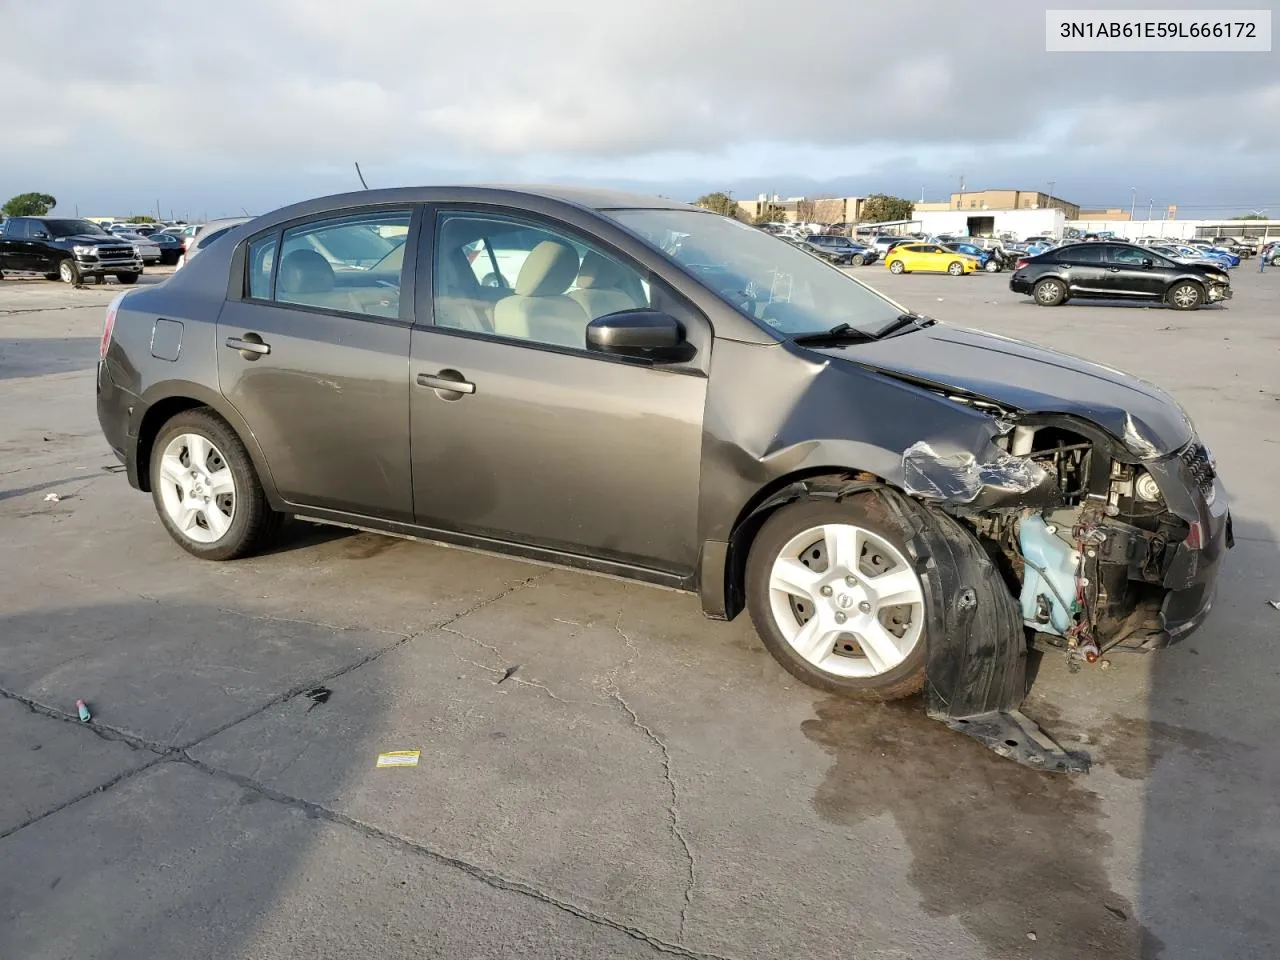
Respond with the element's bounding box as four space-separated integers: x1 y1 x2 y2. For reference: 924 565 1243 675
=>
65 234 129 245
817 324 1193 457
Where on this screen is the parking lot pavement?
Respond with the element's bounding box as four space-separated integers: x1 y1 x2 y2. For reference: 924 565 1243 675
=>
2 268 1278 959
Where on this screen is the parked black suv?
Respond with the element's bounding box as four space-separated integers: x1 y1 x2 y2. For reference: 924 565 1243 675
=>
0 217 143 284
1010 241 1231 310
803 234 878 266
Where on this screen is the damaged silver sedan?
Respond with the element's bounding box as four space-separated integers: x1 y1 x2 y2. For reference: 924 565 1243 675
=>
95 187 1232 770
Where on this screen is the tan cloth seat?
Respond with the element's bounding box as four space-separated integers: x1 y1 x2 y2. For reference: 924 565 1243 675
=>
569 251 641 319
493 240 588 347
277 249 366 314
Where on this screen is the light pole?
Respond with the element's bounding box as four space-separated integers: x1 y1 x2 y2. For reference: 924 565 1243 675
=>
1047 180 1056 209
1148 198 1153 221
1130 187 1137 220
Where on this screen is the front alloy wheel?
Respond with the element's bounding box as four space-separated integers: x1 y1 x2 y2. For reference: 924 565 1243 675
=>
58 259 80 284
947 261 965 276
1168 282 1203 310
888 260 905 274
746 496 927 700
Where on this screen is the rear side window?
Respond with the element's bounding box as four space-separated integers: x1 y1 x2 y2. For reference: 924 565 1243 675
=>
249 210 411 319
1058 245 1103 264
5 219 29 239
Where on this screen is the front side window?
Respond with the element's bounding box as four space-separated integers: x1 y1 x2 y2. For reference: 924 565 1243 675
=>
1106 245 1154 266
433 212 650 349
247 209 409 318
610 209 905 339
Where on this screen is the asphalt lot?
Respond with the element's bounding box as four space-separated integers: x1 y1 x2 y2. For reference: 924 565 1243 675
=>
2 263 1278 960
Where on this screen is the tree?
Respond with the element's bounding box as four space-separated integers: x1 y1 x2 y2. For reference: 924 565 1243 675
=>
694 191 743 219
858 193 915 224
1232 213 1267 220
2 192 57 217
752 203 788 225
795 199 817 223
127 215 154 224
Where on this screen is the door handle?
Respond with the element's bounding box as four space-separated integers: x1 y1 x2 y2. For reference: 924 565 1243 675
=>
225 335 271 357
417 371 475 395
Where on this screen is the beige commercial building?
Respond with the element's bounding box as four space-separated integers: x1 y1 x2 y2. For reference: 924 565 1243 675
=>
916 190 1081 219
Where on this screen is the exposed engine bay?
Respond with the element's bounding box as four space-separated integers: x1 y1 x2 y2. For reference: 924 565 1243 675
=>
906 402 1217 664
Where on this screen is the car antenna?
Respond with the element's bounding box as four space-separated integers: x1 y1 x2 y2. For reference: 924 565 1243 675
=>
354 161 370 190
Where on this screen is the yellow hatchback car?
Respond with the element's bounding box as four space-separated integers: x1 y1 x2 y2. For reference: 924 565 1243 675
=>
885 243 977 276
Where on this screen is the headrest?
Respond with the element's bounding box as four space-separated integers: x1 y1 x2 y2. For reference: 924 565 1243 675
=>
515 240 580 297
279 249 334 294
576 251 629 290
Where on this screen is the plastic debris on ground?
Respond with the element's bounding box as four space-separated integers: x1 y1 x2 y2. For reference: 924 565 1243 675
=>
76 699 91 722
376 750 420 768
44 493 61 503
1266 599 1280 610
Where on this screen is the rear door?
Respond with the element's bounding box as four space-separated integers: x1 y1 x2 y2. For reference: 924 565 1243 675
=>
408 207 709 576
1055 244 1108 293
0 218 35 271
216 206 418 520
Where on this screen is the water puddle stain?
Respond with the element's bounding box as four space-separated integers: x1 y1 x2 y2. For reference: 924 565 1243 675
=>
802 697 1164 959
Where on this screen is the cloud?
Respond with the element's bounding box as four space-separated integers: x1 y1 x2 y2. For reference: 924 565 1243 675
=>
0 0 1275 215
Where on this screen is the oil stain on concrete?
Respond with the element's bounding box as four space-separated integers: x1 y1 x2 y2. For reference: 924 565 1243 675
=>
802 697 1164 959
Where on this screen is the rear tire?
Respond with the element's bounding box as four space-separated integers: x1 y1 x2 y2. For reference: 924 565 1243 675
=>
851 254 866 266
947 261 964 276
984 259 1000 272
746 494 928 701
57 259 80 284
149 409 282 561
888 260 905 274
1033 277 1066 306
1167 281 1203 311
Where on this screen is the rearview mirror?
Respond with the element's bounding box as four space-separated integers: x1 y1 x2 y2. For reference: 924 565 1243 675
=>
586 310 690 363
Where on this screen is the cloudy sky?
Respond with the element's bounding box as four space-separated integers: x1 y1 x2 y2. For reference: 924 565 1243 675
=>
1 0 1276 219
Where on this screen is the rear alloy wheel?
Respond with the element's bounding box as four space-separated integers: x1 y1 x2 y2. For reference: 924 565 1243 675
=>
851 254 866 266
150 409 281 560
58 259 81 284
888 260 905 274
746 496 927 700
1033 277 1066 306
1168 281 1203 311
984 258 1000 272
947 261 965 276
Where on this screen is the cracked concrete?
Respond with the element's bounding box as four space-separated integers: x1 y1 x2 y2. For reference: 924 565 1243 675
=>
5 272 1280 959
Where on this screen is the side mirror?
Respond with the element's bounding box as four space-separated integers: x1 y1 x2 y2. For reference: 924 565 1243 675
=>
586 310 690 363
1141 257 1154 268
32 230 50 240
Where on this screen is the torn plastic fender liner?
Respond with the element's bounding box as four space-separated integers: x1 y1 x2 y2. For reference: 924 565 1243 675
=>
876 487 1089 773
901 440 1058 509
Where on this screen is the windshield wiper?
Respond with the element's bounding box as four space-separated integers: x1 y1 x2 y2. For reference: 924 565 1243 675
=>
875 312 937 339
790 322 875 346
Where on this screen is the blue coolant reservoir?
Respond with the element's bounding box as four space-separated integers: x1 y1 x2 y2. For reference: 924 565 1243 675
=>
1018 514 1080 635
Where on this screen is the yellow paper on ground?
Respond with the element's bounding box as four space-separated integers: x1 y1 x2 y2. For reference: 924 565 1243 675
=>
376 750 421 768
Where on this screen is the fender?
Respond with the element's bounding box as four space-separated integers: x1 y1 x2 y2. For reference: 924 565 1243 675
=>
133 379 285 510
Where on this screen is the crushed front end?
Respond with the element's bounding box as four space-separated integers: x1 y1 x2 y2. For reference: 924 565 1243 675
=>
961 416 1233 661
900 400 1232 771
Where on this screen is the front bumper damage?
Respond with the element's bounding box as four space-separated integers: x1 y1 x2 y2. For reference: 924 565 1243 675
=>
891 420 1230 774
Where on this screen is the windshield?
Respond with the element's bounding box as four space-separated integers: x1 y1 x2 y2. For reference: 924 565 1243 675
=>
45 219 109 238
609 209 904 337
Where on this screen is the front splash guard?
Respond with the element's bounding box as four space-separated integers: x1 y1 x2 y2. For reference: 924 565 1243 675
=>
878 487 1090 773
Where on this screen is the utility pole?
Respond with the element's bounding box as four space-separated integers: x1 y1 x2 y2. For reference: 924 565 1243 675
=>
1148 198 1154 221
1047 180 1056 209
1130 187 1137 220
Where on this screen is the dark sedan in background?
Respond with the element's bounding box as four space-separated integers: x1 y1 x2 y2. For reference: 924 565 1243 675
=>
94 186 1231 769
1010 241 1232 310
803 234 878 266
